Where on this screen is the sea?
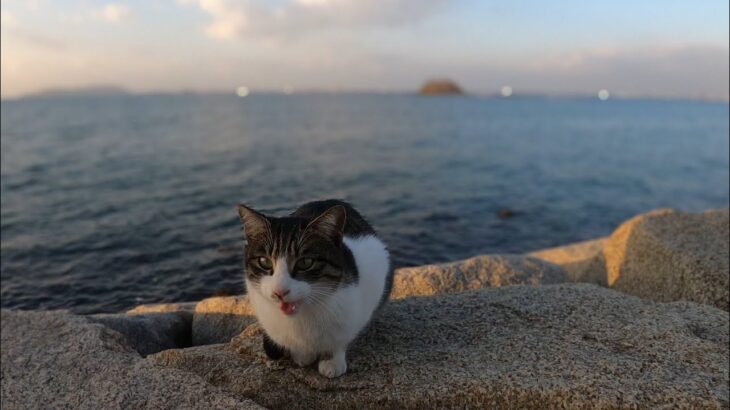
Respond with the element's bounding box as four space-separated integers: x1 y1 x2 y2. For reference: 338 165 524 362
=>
1 93 728 313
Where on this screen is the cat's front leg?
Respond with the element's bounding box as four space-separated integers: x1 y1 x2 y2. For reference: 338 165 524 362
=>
318 348 347 378
290 349 318 367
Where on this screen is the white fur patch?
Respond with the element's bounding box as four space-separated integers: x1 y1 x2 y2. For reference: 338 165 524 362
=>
246 234 390 376
256 257 310 304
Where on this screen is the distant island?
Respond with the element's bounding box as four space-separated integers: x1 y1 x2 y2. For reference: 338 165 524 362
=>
23 85 129 99
418 79 464 96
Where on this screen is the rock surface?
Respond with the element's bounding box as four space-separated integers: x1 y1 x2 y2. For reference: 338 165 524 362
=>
529 238 608 285
604 208 729 310
127 301 197 315
185 255 568 345
418 79 463 95
0 309 264 410
391 254 567 299
193 295 257 346
151 284 729 409
90 311 192 356
3 207 729 409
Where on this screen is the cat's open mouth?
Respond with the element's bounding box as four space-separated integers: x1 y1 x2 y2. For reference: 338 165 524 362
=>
279 301 298 315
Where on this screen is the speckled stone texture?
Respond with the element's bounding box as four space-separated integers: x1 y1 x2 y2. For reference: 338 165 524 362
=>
604 208 729 310
192 295 258 345
181 255 569 345
151 284 729 409
391 254 567 299
3 207 729 409
127 301 197 315
0 309 264 410
90 311 192 356
529 238 608 285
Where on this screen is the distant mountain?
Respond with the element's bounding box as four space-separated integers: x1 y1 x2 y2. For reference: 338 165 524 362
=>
24 86 130 99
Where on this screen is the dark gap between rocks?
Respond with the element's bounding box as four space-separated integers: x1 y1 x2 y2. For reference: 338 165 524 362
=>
89 311 194 357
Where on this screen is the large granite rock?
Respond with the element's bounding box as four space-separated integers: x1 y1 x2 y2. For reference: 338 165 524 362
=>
391 254 567 299
0 309 264 410
183 255 567 345
192 296 257 346
123 295 256 348
90 311 192 356
604 208 729 310
151 284 729 409
3 207 728 408
127 301 197 315
529 238 608 285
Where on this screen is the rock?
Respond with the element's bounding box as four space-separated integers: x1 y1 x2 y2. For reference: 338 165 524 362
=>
391 254 567 299
192 296 258 345
164 254 565 345
90 311 192 356
150 284 729 409
123 298 256 346
187 255 567 345
418 79 464 95
127 301 197 315
604 208 729 310
497 208 516 219
0 309 264 410
529 237 608 285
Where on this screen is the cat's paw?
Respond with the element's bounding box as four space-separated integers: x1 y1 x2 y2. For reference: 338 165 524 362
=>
318 356 347 378
290 350 317 367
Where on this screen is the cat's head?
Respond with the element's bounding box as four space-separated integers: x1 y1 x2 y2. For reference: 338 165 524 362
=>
237 204 353 316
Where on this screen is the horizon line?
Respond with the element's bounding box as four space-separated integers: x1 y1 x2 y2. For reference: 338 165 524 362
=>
2 87 729 104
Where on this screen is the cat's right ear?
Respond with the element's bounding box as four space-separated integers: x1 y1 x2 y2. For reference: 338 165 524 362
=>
237 204 270 241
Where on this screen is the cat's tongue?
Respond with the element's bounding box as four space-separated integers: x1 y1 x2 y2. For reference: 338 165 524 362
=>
279 302 298 316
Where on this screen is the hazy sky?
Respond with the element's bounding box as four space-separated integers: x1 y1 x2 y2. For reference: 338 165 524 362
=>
2 0 728 99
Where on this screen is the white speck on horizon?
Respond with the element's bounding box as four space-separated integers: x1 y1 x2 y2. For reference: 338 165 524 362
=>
501 86 513 97
236 86 250 97
598 89 610 100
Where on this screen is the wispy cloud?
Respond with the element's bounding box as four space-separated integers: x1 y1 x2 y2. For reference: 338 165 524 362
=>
97 3 131 24
180 0 450 40
57 3 132 25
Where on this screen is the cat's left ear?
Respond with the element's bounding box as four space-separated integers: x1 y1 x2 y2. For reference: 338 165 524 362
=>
305 205 346 243
237 204 271 241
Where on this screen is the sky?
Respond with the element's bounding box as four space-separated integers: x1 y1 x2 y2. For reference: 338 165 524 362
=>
1 0 729 100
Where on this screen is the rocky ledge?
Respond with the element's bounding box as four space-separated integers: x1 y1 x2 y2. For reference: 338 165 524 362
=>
1 208 728 409
531 208 729 311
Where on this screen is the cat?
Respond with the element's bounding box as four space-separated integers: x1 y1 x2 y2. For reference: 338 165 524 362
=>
237 199 392 378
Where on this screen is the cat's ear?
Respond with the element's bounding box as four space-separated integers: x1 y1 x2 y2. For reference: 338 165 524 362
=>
237 204 270 241
305 205 346 243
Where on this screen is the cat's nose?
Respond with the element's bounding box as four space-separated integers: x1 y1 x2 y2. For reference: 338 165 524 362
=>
272 289 290 300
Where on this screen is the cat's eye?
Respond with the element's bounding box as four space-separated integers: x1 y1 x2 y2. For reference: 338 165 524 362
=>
295 257 314 271
257 257 273 270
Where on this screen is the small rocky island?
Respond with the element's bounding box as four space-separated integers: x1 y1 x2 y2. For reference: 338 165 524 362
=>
1 208 728 409
418 79 464 95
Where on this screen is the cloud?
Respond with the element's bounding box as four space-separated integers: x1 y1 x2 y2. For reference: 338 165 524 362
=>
180 0 450 40
54 3 132 25
98 3 131 23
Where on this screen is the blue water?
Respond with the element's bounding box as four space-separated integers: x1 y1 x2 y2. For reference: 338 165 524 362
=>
1 94 728 313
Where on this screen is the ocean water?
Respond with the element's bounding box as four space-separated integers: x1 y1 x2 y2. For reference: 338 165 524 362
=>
1 94 728 313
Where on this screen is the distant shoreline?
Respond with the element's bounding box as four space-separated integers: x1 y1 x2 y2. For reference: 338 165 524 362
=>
3 90 729 104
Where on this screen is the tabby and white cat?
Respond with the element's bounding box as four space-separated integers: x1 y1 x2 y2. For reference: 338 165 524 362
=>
237 200 392 378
